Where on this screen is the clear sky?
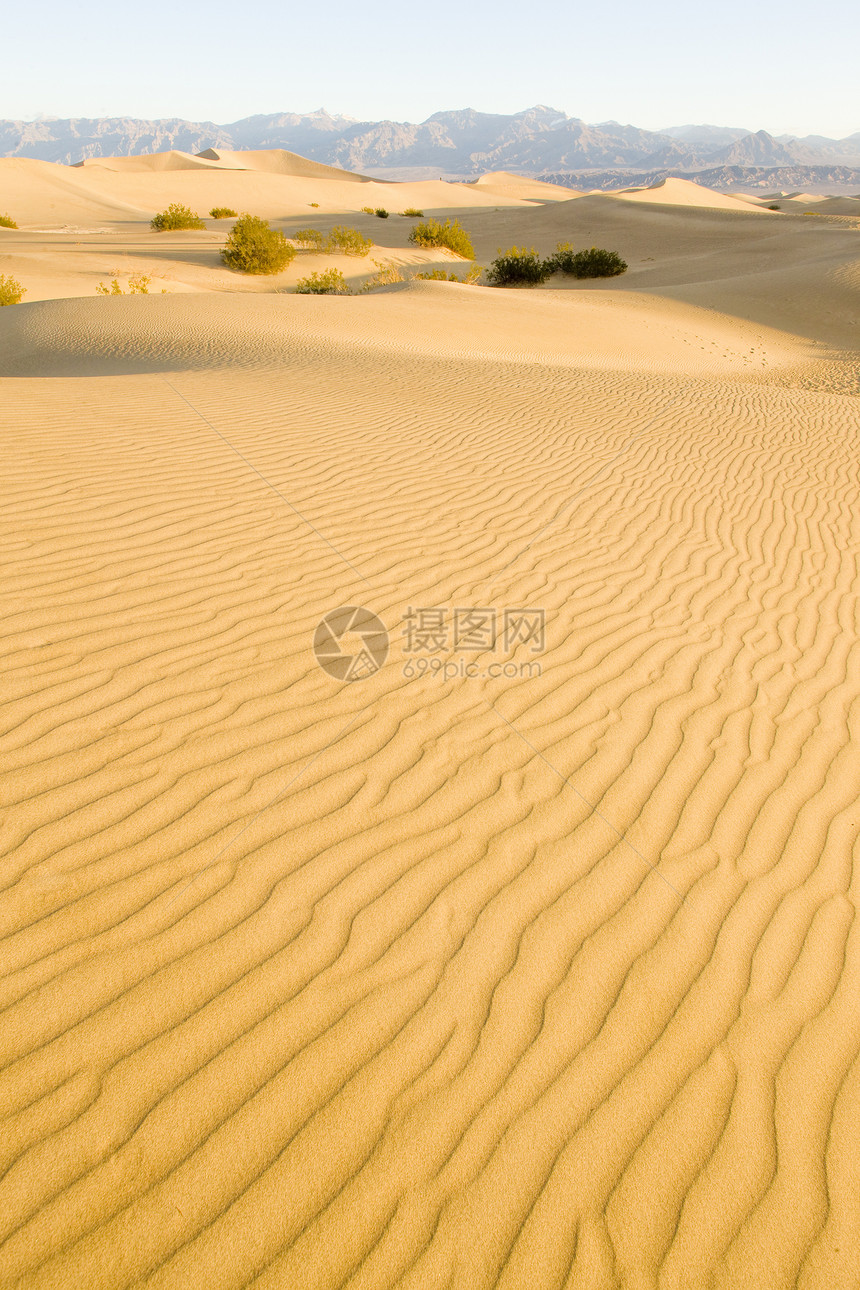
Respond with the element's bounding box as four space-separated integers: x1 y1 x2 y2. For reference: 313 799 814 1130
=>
4 0 858 138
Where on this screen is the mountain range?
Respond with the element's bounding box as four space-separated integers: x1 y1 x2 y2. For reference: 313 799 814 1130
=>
3 107 860 191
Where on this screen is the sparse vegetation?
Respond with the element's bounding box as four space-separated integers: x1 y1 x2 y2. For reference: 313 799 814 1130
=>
291 228 325 250
408 217 475 259
221 214 296 274
550 243 627 278
486 247 554 286
413 265 483 284
294 268 351 294
400 208 424 217
767 203 780 210
96 273 152 295
326 225 372 257
0 274 25 305
150 203 205 231
360 206 375 215
361 262 405 291
309 202 320 208
209 206 238 219
374 208 389 219
0 213 18 229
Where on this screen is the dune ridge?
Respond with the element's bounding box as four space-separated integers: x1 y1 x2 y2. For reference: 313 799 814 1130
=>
614 176 772 213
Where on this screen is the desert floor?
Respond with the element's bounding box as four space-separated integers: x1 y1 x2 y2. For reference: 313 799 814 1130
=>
1 152 859 1289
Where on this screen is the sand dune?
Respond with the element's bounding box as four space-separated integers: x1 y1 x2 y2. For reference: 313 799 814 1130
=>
472 171 579 201
1 148 859 1290
806 195 860 217
0 157 150 224
74 150 228 172
4 160 858 357
0 286 810 379
0 154 543 235
613 176 772 214
195 148 374 182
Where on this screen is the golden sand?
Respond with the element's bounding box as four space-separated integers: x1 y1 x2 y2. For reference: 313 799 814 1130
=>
0 151 858 1289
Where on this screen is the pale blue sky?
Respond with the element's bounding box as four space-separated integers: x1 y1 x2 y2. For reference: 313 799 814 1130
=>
5 0 858 138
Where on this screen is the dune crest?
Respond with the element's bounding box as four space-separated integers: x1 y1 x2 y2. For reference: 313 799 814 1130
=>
195 147 374 182
613 175 772 213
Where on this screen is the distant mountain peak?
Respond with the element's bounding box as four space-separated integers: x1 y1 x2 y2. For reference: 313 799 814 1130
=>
0 107 857 185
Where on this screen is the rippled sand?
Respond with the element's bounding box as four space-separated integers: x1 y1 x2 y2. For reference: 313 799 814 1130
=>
1 161 859 1289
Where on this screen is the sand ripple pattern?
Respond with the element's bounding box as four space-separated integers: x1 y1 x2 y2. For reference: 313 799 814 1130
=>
1 340 859 1289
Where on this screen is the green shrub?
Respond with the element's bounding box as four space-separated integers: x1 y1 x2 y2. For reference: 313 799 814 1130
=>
400 208 423 217
150 203 205 231
408 217 474 259
413 265 482 284
486 247 554 286
550 244 627 278
0 213 18 229
294 268 351 294
96 273 152 295
221 214 296 274
209 206 238 219
374 208 389 218
361 261 405 291
767 203 780 210
0 274 25 305
326 225 372 257
292 228 325 250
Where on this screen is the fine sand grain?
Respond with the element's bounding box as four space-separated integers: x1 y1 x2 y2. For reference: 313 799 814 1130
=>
1 152 859 1290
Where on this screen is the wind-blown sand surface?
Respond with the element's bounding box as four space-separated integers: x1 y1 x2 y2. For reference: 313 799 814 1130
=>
1 151 859 1290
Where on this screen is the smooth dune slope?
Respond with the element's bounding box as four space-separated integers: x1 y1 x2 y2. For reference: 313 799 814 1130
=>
0 285 809 378
74 151 230 172
195 148 374 182
0 157 151 224
1 155 859 1290
612 177 771 214
471 171 579 201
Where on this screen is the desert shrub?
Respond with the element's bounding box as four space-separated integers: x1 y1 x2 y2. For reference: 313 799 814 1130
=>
96 273 152 295
360 206 375 215
0 274 25 305
400 208 423 217
326 225 372 256
408 217 474 259
209 206 238 219
374 208 389 218
361 261 405 291
767 203 780 210
309 202 320 207
413 265 483 284
0 213 18 229
292 228 325 250
294 268 351 294
550 244 627 278
150 203 205 231
221 214 296 274
486 247 554 286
